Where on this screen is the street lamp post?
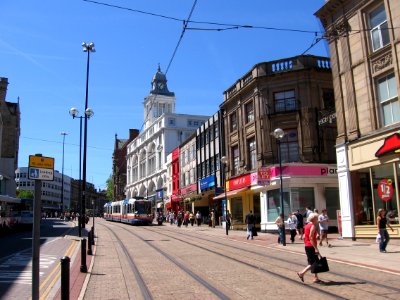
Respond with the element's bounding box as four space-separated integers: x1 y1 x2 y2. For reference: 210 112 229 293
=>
60 132 68 215
273 128 286 246
69 107 94 236
220 156 229 236
82 42 95 231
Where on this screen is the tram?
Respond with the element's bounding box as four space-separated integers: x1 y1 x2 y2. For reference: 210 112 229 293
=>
104 197 153 225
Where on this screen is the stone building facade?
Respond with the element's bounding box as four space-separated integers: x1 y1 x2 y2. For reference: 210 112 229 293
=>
316 0 400 239
220 55 339 231
0 77 20 198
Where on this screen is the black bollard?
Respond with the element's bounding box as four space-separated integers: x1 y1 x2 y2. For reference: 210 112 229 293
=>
91 226 95 246
80 239 87 273
60 256 70 300
87 231 93 255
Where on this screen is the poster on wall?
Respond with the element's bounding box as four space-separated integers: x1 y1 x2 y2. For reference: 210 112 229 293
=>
377 179 393 202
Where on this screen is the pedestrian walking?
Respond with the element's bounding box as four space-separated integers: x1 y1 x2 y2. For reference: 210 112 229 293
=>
297 213 323 284
226 210 232 229
377 208 394 253
295 210 304 240
211 209 216 228
189 212 195 226
245 210 255 240
177 211 183 227
183 211 189 227
195 211 202 226
275 213 285 244
318 209 331 247
314 209 320 240
288 212 297 243
304 207 312 224
169 211 175 225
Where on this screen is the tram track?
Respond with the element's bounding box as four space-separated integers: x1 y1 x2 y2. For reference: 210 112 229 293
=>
104 224 153 299
102 222 232 300
108 222 346 300
141 226 400 298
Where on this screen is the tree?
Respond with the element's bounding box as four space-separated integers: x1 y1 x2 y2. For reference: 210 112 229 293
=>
106 175 113 200
16 189 34 199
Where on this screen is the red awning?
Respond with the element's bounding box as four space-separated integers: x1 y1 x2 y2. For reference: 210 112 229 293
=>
171 195 183 203
213 187 249 200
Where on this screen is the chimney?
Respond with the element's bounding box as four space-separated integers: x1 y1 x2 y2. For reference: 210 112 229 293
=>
129 129 139 140
0 77 9 102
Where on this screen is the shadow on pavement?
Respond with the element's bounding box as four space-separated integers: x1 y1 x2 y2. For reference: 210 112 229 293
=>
320 280 366 286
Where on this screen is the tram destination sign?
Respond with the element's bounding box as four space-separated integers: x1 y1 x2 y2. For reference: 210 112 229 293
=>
28 155 54 181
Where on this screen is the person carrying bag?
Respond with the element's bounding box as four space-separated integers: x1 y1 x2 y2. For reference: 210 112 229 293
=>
311 253 329 273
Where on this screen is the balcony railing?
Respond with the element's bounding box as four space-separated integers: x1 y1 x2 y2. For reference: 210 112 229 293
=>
267 99 301 115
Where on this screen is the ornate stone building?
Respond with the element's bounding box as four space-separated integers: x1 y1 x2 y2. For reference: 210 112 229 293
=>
125 66 209 204
0 77 20 198
316 0 400 239
219 55 339 231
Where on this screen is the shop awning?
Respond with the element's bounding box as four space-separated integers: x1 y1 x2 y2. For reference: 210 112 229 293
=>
213 187 249 200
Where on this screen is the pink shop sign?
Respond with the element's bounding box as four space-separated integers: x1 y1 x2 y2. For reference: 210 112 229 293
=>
269 165 337 177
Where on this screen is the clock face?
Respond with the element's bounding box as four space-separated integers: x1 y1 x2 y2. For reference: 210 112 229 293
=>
158 82 164 89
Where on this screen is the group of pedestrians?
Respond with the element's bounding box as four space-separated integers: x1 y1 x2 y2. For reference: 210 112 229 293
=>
275 207 332 247
167 210 203 227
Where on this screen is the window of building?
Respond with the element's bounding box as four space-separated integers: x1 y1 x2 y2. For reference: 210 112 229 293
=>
369 4 390 52
168 118 176 126
279 129 299 162
232 145 240 175
274 90 296 112
230 112 237 132
267 187 314 220
210 124 214 140
248 137 257 170
377 73 399 126
205 129 210 144
231 196 243 224
215 123 219 137
210 156 215 174
245 101 254 123
322 89 335 110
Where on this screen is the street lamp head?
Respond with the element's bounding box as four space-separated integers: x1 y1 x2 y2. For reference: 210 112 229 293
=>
273 128 285 140
60 132 68 136
69 107 79 118
82 42 95 52
85 108 94 118
220 156 228 165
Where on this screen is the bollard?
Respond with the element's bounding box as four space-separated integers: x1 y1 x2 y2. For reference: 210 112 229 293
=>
91 226 95 246
80 239 87 273
60 256 70 300
87 231 93 255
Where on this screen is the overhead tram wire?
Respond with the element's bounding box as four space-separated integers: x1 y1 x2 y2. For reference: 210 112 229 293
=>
139 0 198 132
83 0 400 35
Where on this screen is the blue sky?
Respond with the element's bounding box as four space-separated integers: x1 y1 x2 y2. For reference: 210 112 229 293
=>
1 0 328 190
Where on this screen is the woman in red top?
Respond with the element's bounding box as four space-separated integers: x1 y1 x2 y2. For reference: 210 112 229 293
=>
297 213 322 283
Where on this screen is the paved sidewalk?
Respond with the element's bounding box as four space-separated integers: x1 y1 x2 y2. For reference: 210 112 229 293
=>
73 220 400 299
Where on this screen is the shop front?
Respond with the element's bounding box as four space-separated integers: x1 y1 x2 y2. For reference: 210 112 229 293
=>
170 194 182 215
194 175 215 224
259 164 339 232
214 172 261 230
339 131 400 239
180 183 198 213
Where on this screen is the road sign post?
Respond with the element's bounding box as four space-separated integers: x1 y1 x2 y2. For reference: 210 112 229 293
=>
29 154 54 300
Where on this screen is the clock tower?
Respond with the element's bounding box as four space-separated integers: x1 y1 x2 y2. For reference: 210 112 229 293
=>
143 65 176 129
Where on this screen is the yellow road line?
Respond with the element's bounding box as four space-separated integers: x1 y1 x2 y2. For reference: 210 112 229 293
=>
38 240 76 290
33 240 78 300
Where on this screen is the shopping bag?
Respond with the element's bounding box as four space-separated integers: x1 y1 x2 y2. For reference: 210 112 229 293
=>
311 256 329 273
376 233 381 243
252 226 258 236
